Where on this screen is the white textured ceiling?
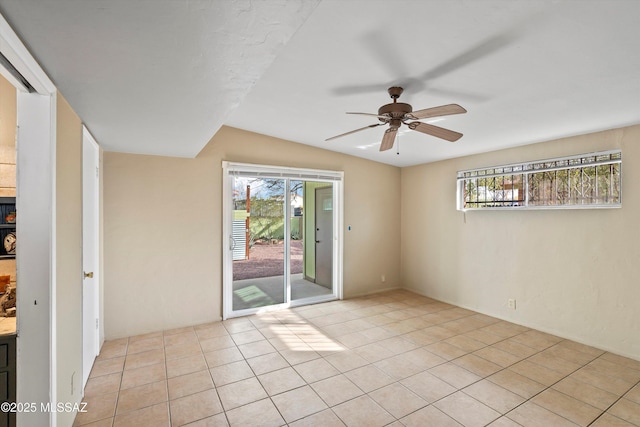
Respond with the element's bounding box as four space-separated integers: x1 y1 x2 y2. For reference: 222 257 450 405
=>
0 0 639 167
0 0 320 158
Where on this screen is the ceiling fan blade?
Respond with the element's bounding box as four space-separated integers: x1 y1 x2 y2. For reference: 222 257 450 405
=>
332 25 522 98
325 123 383 141
407 104 467 120
360 29 409 80
330 29 411 96
380 127 398 151
407 122 463 142
421 31 515 81
347 112 390 121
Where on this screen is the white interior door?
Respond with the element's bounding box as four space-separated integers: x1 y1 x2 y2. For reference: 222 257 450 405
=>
82 128 99 388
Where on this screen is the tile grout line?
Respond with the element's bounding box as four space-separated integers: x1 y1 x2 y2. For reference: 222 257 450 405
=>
239 318 291 426
379 330 551 426
391 326 628 426
224 317 292 426
317 313 607 426
491 348 601 427
585 373 640 426
87 293 640 427
288 305 503 425
107 338 127 427
195 325 227 427
193 324 233 427
241 315 360 426
162 331 172 427
299 303 553 425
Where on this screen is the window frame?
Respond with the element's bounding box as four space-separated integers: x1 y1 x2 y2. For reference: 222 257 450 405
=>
457 150 622 211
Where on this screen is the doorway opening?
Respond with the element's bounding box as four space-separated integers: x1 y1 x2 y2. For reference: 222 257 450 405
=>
0 73 17 331
223 163 343 318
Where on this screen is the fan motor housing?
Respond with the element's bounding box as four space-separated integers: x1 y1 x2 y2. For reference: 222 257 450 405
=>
378 102 412 120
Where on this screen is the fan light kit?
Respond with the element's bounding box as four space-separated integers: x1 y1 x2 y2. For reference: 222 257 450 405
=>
326 86 466 151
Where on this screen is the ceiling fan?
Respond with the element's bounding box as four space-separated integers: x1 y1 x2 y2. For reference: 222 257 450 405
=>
326 86 466 151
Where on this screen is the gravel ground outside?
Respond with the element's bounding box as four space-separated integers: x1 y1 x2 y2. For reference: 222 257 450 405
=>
232 240 303 280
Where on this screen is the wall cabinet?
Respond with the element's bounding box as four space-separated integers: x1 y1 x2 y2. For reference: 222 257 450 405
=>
0 198 15 260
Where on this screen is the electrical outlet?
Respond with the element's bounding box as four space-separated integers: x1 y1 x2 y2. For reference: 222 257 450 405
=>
507 299 517 310
381 275 386 283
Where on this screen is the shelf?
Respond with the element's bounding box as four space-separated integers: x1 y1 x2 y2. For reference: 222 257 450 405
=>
0 199 16 261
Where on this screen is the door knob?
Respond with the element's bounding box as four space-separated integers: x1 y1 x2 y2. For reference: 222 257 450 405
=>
84 271 94 279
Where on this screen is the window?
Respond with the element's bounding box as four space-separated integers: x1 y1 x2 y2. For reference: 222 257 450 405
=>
457 150 621 210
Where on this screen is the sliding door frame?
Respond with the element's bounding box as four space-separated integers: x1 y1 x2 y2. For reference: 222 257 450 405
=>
222 162 344 320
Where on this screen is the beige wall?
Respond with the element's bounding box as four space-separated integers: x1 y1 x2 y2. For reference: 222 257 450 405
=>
55 93 83 426
104 152 218 338
104 122 639 357
0 74 16 287
0 73 16 197
401 125 640 359
103 126 401 339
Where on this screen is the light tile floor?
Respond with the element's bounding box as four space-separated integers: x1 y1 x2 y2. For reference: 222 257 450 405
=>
74 290 640 427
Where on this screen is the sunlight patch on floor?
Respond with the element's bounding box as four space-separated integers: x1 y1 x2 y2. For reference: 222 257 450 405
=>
266 315 345 353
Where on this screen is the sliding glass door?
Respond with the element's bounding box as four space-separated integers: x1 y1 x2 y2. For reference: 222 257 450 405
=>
231 178 286 311
290 181 334 302
223 163 343 318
